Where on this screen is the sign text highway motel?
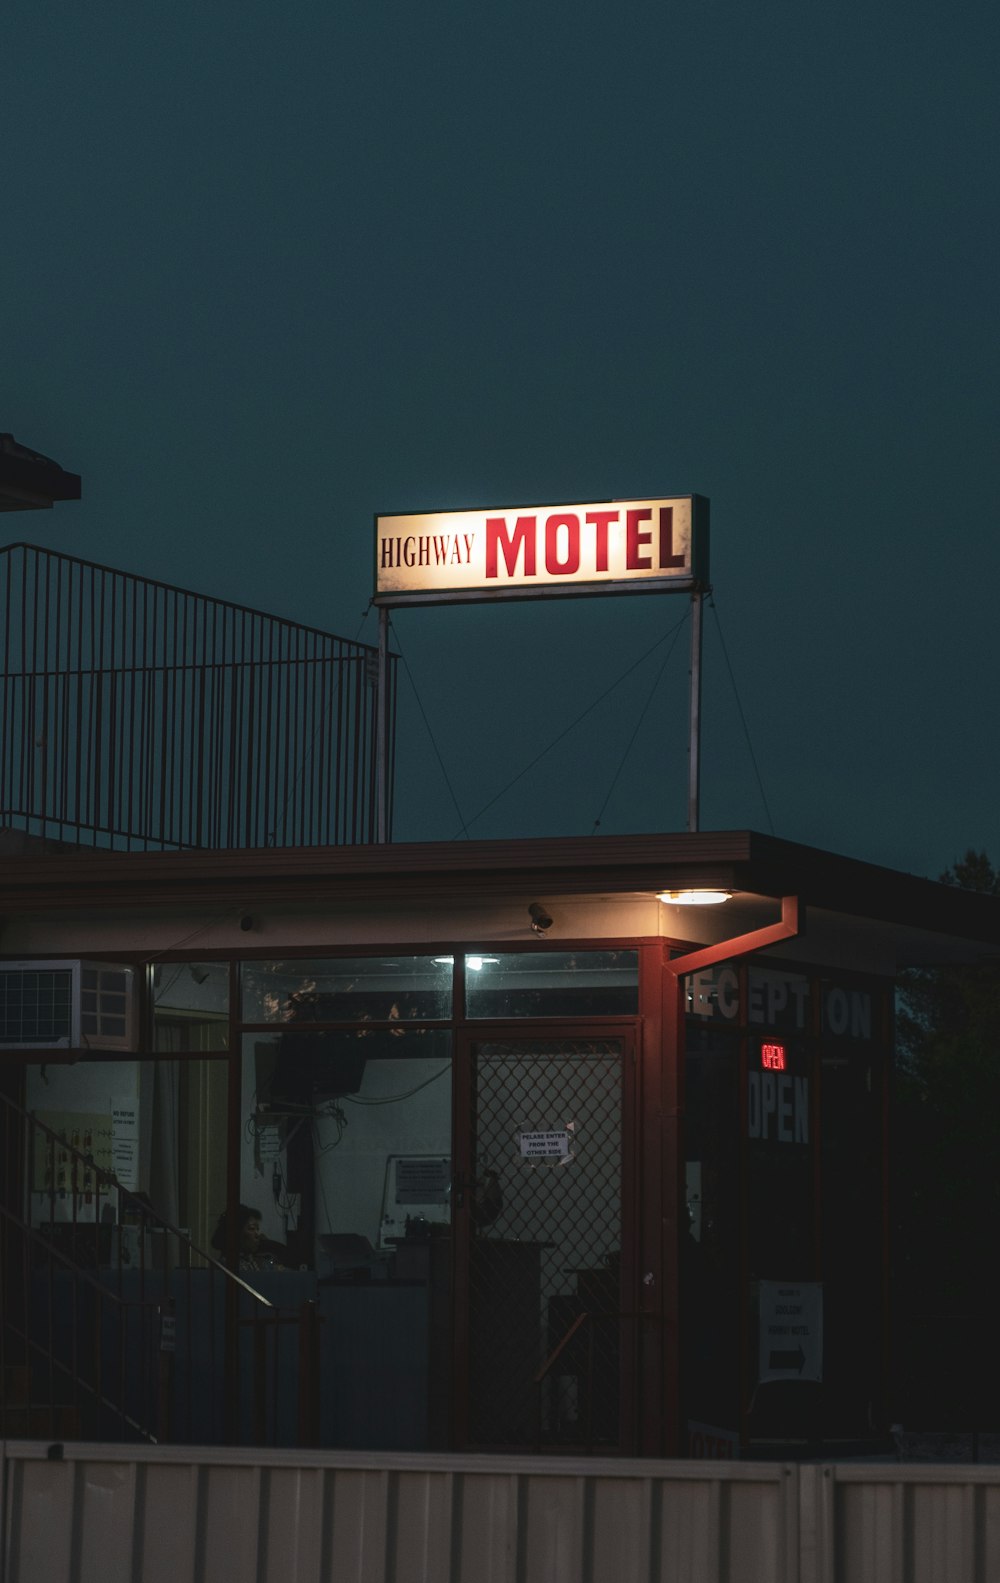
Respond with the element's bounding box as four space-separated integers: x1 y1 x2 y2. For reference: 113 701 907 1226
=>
374 495 709 605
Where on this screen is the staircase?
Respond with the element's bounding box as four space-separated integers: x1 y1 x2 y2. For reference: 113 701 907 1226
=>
1 1364 80 1438
1 1092 317 1447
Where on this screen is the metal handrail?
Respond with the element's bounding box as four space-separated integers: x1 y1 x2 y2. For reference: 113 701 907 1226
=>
534 1311 590 1385
6 1102 275 1307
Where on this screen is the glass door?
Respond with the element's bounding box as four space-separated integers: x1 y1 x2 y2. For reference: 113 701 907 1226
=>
454 1032 632 1450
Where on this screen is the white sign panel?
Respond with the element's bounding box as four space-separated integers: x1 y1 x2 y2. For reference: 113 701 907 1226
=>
256 1123 282 1166
758 1280 823 1383
395 1157 451 1204
375 496 708 605
111 1097 139 1191
519 1129 571 1160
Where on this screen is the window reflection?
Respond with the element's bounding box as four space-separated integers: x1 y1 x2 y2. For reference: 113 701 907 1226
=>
464 951 638 1018
24 1056 227 1260
241 1032 452 1270
241 958 452 1024
152 962 229 1051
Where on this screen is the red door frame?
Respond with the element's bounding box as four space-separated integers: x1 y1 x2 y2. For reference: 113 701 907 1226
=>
660 897 801 1455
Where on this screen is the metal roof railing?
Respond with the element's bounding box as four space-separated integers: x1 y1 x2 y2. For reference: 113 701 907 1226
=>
0 543 395 850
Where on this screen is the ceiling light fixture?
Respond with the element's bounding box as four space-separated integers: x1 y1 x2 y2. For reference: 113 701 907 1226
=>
657 889 732 906
433 955 500 970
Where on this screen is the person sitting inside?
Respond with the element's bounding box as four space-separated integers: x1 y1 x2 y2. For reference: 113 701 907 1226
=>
211 1204 287 1272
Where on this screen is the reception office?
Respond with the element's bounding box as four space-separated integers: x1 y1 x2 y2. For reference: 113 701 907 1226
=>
4 828 999 1455
3 508 999 1456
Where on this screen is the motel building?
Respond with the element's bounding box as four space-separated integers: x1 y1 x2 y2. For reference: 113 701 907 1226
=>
3 508 1000 1464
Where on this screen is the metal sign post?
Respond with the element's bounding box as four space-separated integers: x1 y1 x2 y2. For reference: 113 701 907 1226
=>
372 496 710 844
376 605 390 844
688 589 704 833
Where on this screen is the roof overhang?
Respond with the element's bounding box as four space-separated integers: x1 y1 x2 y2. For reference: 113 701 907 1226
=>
0 434 81 511
2 830 998 972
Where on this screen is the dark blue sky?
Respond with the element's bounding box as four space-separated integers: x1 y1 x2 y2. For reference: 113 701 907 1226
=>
3 1 998 875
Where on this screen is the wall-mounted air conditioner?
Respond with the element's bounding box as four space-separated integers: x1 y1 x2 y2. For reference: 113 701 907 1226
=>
0 960 137 1051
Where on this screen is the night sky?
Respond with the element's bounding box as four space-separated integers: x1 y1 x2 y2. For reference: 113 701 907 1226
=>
3 1 998 876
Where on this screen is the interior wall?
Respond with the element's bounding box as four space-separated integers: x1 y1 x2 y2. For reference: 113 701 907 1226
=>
313 1055 452 1252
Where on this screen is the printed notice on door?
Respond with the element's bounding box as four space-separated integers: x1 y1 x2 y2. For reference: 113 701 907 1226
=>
758 1280 823 1383
518 1130 571 1159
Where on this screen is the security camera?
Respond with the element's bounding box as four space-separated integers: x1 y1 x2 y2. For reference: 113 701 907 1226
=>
529 903 553 934
239 914 256 932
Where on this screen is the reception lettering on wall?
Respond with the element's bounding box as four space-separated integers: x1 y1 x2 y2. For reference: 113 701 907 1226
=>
688 966 873 1040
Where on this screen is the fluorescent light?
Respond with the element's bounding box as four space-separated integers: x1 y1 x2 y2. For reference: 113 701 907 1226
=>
432 955 500 970
657 889 732 906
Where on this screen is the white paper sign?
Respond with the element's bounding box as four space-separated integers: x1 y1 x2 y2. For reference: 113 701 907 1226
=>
758 1280 823 1383
257 1124 282 1165
111 1097 139 1190
395 1157 451 1204
519 1130 571 1159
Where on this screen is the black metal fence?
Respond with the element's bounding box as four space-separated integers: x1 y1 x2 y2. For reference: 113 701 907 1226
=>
0 543 394 849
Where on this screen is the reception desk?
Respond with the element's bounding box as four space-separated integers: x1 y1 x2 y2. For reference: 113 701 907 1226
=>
32 1264 434 1450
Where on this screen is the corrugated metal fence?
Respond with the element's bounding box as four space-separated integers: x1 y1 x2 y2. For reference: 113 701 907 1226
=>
3 1443 1000 1583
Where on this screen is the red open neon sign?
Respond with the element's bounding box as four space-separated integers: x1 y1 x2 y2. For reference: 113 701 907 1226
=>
761 1042 787 1071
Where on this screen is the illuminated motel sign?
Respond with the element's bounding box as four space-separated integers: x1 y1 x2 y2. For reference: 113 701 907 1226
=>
374 496 710 605
371 495 711 839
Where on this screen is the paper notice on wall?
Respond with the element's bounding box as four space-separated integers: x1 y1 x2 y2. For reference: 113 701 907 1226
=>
758 1280 823 1383
111 1097 139 1190
256 1124 282 1166
395 1157 451 1204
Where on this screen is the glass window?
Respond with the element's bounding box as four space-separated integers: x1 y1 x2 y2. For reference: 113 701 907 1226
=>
80 968 129 1039
241 957 452 1025
745 1036 814 1277
820 1045 882 1435
253 1026 451 1112
464 951 638 1019
152 961 229 1051
240 1029 454 1446
242 1031 452 1266
683 1021 741 1430
23 1055 228 1259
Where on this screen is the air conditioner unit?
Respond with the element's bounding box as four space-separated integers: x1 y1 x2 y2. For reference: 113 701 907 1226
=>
0 960 138 1051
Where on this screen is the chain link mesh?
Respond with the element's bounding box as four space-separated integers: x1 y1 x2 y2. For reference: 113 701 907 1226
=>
467 1039 623 1446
